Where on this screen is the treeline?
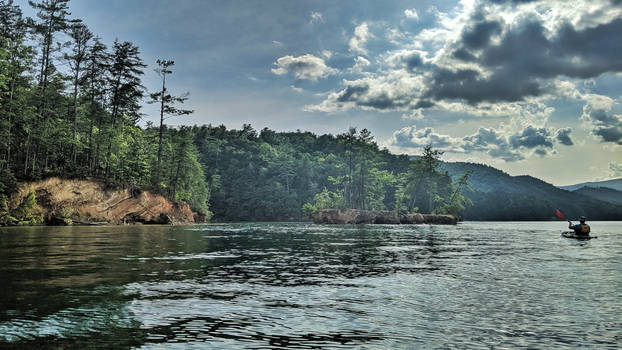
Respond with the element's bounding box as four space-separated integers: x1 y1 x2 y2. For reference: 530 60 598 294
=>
0 0 470 224
0 0 208 216
192 125 472 221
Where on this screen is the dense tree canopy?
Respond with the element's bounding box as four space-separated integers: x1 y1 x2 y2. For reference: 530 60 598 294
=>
0 0 209 221
193 125 472 221
0 0 474 225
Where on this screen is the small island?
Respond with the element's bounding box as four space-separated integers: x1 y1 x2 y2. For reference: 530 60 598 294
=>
312 209 457 225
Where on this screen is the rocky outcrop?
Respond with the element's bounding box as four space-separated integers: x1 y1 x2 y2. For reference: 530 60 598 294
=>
13 177 197 225
311 209 457 225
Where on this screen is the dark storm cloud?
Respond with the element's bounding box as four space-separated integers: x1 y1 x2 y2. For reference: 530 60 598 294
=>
594 127 622 144
509 126 553 149
534 149 548 157
583 106 622 144
335 81 410 110
425 17 622 105
414 99 434 109
404 52 423 71
555 127 574 146
451 48 476 61
424 67 542 104
482 19 622 79
461 19 502 50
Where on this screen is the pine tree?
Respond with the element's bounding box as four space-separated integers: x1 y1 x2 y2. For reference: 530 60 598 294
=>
148 59 193 188
65 22 92 164
105 40 145 178
0 0 32 172
83 36 109 172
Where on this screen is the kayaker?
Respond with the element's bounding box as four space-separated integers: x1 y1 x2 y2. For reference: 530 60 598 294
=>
568 216 590 236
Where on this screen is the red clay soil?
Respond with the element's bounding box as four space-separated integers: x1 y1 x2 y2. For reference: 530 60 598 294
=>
15 177 196 225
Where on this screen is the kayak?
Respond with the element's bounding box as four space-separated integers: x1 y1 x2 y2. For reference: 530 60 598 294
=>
561 231 596 239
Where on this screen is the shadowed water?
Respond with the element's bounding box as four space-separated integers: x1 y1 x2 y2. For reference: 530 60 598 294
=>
1 222 620 349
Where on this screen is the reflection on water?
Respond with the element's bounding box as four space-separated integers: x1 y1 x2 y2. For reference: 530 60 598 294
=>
1 222 621 348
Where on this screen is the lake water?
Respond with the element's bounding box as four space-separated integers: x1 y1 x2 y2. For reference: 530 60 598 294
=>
1 222 620 349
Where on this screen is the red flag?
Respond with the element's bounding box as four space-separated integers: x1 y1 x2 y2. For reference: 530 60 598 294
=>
555 209 566 220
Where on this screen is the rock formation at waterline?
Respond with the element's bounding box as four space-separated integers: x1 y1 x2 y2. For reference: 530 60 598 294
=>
311 209 457 225
11 177 198 225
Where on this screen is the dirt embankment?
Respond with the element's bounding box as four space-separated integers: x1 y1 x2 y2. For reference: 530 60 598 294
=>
13 177 198 225
311 209 457 225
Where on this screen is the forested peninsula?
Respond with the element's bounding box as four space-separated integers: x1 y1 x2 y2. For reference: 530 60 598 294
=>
0 0 474 226
2 0 621 226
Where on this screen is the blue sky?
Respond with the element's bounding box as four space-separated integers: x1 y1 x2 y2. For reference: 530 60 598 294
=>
17 0 622 185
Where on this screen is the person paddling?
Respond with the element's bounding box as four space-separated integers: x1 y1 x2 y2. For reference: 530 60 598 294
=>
568 216 590 236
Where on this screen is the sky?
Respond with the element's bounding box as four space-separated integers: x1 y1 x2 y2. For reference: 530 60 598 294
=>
16 0 622 186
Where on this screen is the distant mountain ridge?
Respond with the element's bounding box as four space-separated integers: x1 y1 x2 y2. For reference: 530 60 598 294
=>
573 186 622 205
559 178 622 192
439 162 622 221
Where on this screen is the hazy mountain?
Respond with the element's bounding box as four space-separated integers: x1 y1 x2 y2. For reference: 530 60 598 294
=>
440 162 622 221
559 178 622 192
570 187 622 205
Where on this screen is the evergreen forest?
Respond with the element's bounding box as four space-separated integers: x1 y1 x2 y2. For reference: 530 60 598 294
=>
0 0 472 223
0 0 208 218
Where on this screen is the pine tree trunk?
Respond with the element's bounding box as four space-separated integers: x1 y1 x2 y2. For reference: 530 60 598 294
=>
155 73 166 187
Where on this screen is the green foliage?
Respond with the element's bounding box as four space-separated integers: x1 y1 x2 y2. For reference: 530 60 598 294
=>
1 189 43 225
302 188 346 216
0 1 211 222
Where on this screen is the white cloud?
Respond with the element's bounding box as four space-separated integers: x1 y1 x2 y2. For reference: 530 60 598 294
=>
349 22 372 55
272 40 283 47
310 11 325 24
389 120 568 162
271 54 338 81
304 70 426 113
348 56 371 74
609 161 622 177
404 8 419 20
321 50 333 59
580 95 622 145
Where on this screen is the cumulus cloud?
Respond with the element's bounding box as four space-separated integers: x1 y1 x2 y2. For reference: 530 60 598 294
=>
581 97 622 145
305 71 425 113
462 127 525 161
271 54 338 81
304 0 622 118
555 127 574 146
404 9 419 20
390 123 565 162
609 161 622 177
392 126 461 150
349 22 372 55
348 56 371 74
385 49 426 71
509 126 553 149
436 14 622 104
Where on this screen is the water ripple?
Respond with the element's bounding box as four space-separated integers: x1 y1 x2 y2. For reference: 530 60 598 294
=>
1 221 620 348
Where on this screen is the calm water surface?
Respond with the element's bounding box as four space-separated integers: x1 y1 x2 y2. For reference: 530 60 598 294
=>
1 222 620 349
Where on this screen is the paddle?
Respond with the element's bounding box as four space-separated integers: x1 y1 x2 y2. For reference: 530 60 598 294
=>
555 209 572 225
